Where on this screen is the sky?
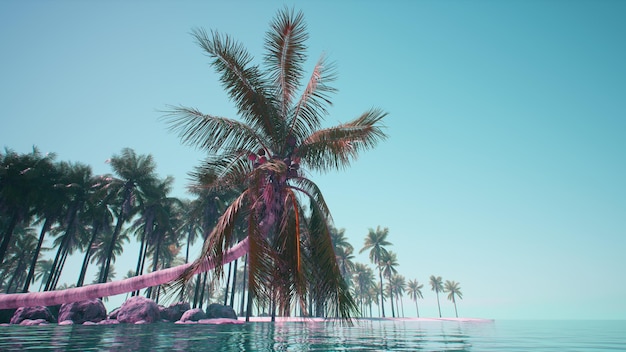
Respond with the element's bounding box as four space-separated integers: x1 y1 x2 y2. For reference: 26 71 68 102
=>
1 0 624 320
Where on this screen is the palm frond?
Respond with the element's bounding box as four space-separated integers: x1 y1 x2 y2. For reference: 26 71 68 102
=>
289 178 332 223
191 28 281 143
162 106 263 154
299 108 388 172
264 7 308 117
187 152 252 193
289 54 337 142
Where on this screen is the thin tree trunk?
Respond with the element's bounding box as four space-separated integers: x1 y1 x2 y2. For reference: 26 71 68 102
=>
453 297 458 318
132 224 148 297
436 291 442 318
229 258 238 308
0 213 19 265
77 222 100 287
239 254 247 316
22 217 52 292
415 299 420 318
223 262 232 306
378 268 386 317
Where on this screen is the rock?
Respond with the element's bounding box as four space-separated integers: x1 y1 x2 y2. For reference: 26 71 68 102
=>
10 306 56 324
59 320 74 325
159 301 190 322
20 318 50 326
178 308 206 322
116 296 160 324
206 303 237 319
58 299 107 324
108 307 121 320
98 319 120 325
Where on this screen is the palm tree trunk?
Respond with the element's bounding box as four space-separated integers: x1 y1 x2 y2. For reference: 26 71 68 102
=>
0 236 249 309
77 222 100 287
0 213 19 265
378 268 386 317
436 291 442 318
229 258 237 308
44 233 69 291
22 217 52 292
453 296 458 318
223 261 232 306
239 254 247 316
132 225 148 297
101 209 125 284
415 299 420 318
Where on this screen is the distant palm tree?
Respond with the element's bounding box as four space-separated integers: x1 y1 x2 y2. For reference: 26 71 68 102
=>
379 250 398 317
430 275 444 318
444 280 463 318
35 259 54 292
406 279 424 317
164 8 386 321
359 226 391 317
389 274 406 317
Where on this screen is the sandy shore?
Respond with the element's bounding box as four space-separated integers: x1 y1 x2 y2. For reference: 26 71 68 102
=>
238 317 494 323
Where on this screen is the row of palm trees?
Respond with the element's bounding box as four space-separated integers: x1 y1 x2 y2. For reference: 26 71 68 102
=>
332 226 464 318
0 147 218 306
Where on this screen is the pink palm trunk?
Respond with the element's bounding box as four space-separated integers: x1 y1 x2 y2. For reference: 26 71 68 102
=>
0 237 249 309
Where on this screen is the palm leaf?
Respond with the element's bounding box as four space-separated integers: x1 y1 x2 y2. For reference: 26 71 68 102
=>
191 28 281 143
264 7 308 117
299 108 388 172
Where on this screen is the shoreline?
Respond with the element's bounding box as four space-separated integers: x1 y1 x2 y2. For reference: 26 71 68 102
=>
238 317 494 323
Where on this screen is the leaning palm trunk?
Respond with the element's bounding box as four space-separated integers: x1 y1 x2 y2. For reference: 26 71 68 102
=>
0 237 248 309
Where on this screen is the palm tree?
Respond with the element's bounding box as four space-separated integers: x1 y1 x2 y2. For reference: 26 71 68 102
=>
380 250 399 317
406 279 424 317
444 280 463 318
164 8 386 322
0 9 386 311
430 275 444 318
35 259 54 292
0 148 55 264
389 274 406 317
359 226 391 317
99 148 159 284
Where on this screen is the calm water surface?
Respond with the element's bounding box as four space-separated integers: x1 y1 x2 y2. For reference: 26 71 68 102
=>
0 319 624 351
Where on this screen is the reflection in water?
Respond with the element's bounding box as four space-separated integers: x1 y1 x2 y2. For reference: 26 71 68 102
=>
0 320 497 351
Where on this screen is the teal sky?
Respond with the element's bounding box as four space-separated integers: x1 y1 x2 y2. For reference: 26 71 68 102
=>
1 1 624 320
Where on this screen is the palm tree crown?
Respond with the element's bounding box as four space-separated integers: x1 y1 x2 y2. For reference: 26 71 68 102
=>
163 8 387 321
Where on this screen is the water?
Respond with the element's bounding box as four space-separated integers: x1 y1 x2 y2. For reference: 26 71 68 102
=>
0 319 624 351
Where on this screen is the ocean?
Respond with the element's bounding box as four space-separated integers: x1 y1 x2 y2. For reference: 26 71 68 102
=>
0 319 624 351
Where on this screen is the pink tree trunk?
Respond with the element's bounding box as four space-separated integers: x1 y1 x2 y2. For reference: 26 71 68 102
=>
0 238 249 309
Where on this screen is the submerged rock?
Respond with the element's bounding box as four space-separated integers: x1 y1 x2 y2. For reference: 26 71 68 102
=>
206 303 237 320
19 318 50 326
178 308 206 322
10 306 56 324
58 299 107 324
116 296 160 324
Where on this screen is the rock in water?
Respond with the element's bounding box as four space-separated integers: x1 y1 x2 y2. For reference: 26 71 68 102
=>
206 303 237 319
10 306 56 324
116 296 160 324
178 308 207 322
58 299 107 324
159 301 190 322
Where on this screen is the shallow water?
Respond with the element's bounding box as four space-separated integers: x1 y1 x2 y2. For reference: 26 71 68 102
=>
0 319 624 351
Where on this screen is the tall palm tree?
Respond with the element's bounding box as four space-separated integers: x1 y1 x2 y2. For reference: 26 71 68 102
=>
0 9 386 311
359 226 391 317
164 8 386 321
0 148 55 264
430 275 444 318
100 148 159 283
444 280 463 318
406 279 424 317
380 250 399 317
